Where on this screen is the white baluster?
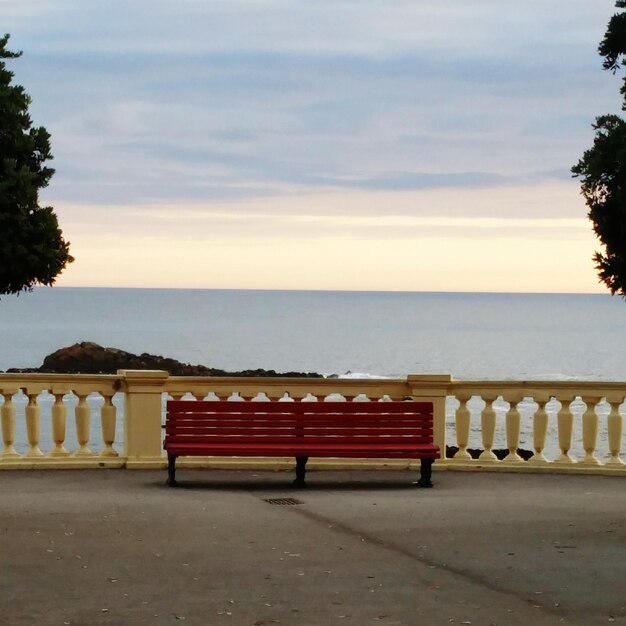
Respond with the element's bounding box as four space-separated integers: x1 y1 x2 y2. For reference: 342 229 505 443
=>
529 397 549 464
479 395 498 461
580 396 600 466
73 393 93 456
1 391 20 458
454 395 472 459
503 395 523 463
49 393 69 457
25 393 44 458
100 394 119 458
555 396 576 464
606 399 625 466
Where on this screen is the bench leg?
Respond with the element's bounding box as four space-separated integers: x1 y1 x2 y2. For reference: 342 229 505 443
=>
417 459 434 488
167 454 178 487
293 456 308 487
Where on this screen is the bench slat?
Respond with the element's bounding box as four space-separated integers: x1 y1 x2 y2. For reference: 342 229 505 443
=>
167 400 431 415
167 426 433 439
167 436 433 445
166 422 433 431
166 414 431 424
167 416 432 426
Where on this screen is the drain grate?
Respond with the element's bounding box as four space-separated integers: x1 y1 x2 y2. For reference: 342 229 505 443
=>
263 497 304 506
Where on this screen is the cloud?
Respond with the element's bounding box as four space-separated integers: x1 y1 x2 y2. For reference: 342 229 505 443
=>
7 0 614 211
7 1 612 60
53 181 587 235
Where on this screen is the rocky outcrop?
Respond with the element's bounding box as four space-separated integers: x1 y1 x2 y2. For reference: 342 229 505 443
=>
6 341 322 378
39 342 213 375
445 446 534 461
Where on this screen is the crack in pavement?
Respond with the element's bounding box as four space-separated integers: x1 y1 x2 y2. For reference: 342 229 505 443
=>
283 503 592 623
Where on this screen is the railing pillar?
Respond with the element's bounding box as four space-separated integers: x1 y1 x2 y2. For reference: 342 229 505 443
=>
454 395 472 459
407 374 452 460
479 395 498 462
606 398 625 466
1 389 20 459
25 393 44 458
49 391 69 458
73 393 93 457
100 394 119 458
555 395 576 464
503 395 523 463
580 396 600 466
119 370 169 467
528 396 549 465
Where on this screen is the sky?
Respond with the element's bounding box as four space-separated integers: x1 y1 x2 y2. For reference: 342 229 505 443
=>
3 0 624 293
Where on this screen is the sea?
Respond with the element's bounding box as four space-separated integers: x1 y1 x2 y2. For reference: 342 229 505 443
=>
3 287 626 379
2 287 626 458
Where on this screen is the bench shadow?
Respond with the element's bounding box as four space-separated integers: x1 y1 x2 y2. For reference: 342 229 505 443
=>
148 472 424 492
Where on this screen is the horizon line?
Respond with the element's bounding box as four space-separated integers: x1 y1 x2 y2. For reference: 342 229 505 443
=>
34 285 613 297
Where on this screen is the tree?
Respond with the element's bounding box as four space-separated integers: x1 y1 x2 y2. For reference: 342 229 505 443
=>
0 33 73 296
572 2 626 296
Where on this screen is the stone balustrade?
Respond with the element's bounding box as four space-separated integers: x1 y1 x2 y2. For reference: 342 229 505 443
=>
0 372 122 467
0 371 624 474
445 381 626 473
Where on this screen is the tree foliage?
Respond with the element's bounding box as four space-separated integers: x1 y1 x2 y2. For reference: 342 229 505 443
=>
0 33 73 296
572 3 626 296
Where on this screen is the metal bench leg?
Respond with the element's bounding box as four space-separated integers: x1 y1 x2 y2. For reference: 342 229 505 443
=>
293 456 308 487
167 454 178 487
417 459 434 488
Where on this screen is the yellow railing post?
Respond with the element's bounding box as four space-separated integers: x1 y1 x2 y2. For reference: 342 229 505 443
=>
407 374 452 460
529 396 549 464
119 370 169 468
503 394 523 463
73 393 93 457
606 397 625 466
454 394 472 459
479 395 498 462
1 388 20 459
100 393 119 458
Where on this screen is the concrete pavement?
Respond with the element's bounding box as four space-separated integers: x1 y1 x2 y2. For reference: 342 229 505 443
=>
0 469 624 626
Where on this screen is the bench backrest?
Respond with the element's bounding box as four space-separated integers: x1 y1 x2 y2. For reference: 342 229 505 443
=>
165 400 434 447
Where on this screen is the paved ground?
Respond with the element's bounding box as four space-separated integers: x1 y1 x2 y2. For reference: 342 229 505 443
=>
0 468 624 626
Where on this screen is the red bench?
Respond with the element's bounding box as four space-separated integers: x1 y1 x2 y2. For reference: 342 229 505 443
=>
164 400 439 488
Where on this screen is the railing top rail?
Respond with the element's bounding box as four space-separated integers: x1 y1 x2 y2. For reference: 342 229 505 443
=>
163 375 406 384
3 371 626 399
0 373 121 382
449 379 626 390
163 375 415 398
448 379 626 402
0 372 122 395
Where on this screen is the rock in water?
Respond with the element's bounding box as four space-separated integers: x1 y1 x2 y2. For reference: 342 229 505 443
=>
7 341 321 377
40 342 215 375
